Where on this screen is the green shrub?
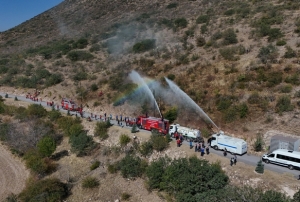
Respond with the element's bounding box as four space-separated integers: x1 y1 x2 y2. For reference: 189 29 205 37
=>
107 163 118 174
150 132 169 151
280 85 292 93
267 28 283 42
196 36 206 47
131 124 138 133
223 106 237 123
201 24 208 34
121 192 132 201
24 150 56 174
276 96 294 113
119 155 147 178
27 104 47 118
57 116 81 136
120 134 131 146
255 160 264 174
94 121 110 140
163 107 178 123
224 9 235 16
174 18 188 28
73 38 88 49
67 50 94 61
257 44 278 64
18 178 68 202
48 110 62 121
266 71 282 87
276 40 286 46
285 73 300 85
37 136 56 157
46 73 63 86
248 92 261 104
82 177 99 188
253 133 264 152
139 141 153 157
237 103 249 118
167 74 175 80
295 90 300 98
222 28 238 45
132 39 156 53
196 15 210 24
166 3 178 9
90 83 98 91
284 46 296 58
90 161 100 170
73 71 88 81
69 132 95 156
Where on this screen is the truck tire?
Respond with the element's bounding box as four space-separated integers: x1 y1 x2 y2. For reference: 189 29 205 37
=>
213 145 218 150
265 159 270 164
288 165 294 170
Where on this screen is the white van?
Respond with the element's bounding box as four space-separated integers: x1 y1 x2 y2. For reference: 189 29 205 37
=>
262 149 300 170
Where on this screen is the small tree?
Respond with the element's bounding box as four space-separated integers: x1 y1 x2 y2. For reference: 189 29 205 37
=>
14 96 18 101
120 134 131 146
255 160 264 174
253 134 264 152
82 177 99 188
292 189 300 202
131 124 138 133
37 136 56 157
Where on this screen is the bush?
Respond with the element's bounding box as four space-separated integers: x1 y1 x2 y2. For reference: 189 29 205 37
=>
284 46 296 58
166 3 178 9
82 177 99 188
121 192 132 201
196 15 210 24
285 74 300 85
266 71 282 87
163 107 178 123
119 155 147 178
94 121 110 140
90 161 100 170
139 141 153 157
257 44 278 64
132 39 156 53
253 134 264 152
24 150 57 175
69 132 95 156
27 104 47 118
48 110 62 121
73 38 88 49
174 18 188 28
276 40 286 46
150 132 169 152
57 116 82 136
131 124 138 133
90 83 98 91
37 136 56 157
67 50 94 61
280 85 292 93
73 71 88 81
120 134 131 146
222 28 238 45
276 96 294 113
107 163 118 174
196 36 206 47
46 73 63 86
19 178 68 202
255 160 264 174
224 9 235 16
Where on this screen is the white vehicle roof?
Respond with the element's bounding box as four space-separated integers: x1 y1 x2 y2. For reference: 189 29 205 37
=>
270 149 300 156
213 132 246 145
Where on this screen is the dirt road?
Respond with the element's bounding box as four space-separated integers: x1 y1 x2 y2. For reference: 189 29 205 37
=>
0 143 29 200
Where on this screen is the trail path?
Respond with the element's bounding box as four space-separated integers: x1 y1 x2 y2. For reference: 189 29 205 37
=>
0 143 29 200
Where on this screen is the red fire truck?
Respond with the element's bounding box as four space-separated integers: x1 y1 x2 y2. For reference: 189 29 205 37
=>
135 116 169 135
61 98 82 112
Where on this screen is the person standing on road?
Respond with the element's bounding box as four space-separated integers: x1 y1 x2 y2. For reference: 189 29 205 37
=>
234 154 237 165
201 147 205 156
230 158 234 166
177 138 181 147
206 146 209 155
189 139 193 149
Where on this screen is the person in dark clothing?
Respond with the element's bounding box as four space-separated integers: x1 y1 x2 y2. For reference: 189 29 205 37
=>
230 158 234 166
179 134 183 143
233 154 237 165
223 148 227 156
189 139 193 149
206 146 209 155
201 147 205 156
194 143 198 152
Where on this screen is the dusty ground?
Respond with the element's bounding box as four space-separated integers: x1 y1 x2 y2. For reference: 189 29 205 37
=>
0 143 29 201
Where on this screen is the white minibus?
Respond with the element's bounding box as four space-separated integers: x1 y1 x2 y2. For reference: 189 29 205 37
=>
262 149 300 170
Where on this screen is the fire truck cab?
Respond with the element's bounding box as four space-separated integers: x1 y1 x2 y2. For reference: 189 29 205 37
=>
136 116 169 135
61 98 80 111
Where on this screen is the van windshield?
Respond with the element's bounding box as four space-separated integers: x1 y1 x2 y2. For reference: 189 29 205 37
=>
267 153 275 158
